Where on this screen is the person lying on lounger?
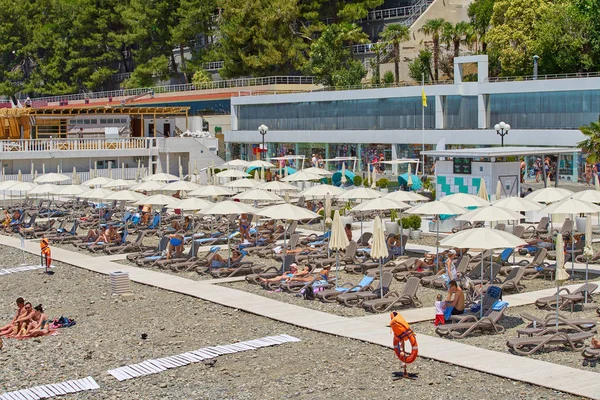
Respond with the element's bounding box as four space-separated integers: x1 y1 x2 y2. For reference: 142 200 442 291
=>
288 265 331 282
210 249 245 268
166 234 184 259
0 297 26 336
259 264 309 283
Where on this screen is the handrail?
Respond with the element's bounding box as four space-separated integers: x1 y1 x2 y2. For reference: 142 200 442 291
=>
25 75 316 104
486 71 600 82
0 137 158 153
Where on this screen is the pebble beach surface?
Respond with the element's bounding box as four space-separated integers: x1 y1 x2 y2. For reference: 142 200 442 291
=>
0 245 589 399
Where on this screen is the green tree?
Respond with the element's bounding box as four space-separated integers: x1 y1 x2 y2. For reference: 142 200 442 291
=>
467 0 495 52
303 24 366 87
486 0 549 76
531 2 594 74
578 116 600 163
420 18 446 81
574 0 600 68
191 69 213 86
217 0 307 78
408 49 433 82
442 21 472 57
380 24 410 84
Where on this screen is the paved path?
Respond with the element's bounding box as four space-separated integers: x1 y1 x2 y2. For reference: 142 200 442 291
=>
2 235 600 399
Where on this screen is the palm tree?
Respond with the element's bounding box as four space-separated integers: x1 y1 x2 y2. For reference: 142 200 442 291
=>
380 24 410 84
420 18 446 81
442 21 472 57
337 22 369 60
578 117 600 163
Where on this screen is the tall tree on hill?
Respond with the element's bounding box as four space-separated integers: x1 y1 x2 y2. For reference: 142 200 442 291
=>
420 18 446 81
217 0 307 78
380 24 410 84
467 0 495 52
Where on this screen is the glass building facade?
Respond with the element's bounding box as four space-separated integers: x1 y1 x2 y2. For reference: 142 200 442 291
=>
443 96 478 129
489 90 600 129
237 97 435 131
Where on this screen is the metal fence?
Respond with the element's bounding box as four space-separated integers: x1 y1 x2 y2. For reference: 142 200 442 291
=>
1 167 145 184
486 71 600 83
0 138 157 153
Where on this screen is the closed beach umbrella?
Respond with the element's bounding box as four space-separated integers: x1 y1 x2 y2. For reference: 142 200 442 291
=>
495 180 502 200
371 216 389 296
554 234 569 327
34 172 71 184
584 214 594 301
330 210 350 288
341 163 347 184
371 168 377 189
406 164 413 188
477 179 489 201
324 193 332 227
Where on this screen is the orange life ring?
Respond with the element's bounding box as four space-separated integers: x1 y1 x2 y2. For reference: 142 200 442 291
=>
393 333 418 364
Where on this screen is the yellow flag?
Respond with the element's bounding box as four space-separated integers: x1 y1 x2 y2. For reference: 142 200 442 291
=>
421 89 427 107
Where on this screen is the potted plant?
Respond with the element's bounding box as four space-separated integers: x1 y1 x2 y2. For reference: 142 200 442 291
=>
353 176 363 187
376 178 389 193
399 216 412 236
385 209 400 234
407 214 422 240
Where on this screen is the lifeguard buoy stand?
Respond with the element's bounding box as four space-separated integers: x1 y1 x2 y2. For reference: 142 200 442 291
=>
390 312 418 380
40 238 53 275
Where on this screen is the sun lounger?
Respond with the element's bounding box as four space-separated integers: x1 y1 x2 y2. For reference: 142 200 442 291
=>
361 276 422 312
436 307 507 338
316 274 376 303
582 347 600 366
506 330 593 355
524 217 549 238
520 312 597 332
337 271 393 307
534 283 598 310
483 266 526 293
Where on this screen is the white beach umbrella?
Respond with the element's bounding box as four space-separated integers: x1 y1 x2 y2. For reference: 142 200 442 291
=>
223 159 250 168
29 184 60 195
79 188 114 199
260 165 266 182
300 184 345 198
162 180 201 192
189 185 234 197
282 170 321 182
303 167 333 176
257 203 319 221
569 189 600 204
225 178 262 189
330 210 350 288
338 187 381 201
216 169 250 178
104 179 134 189
258 181 299 192
441 192 488 207
384 191 428 202
233 188 283 202
55 184 88 196
526 187 573 203
8 182 36 192
350 197 411 212
371 216 389 296
106 190 148 202
248 160 275 169
554 233 569 327
539 197 600 215
407 201 466 272
83 176 114 187
132 181 165 192
324 193 332 226
456 205 523 223
0 181 18 190
491 196 542 212
177 197 212 211
34 172 71 184
144 172 181 182
134 194 179 207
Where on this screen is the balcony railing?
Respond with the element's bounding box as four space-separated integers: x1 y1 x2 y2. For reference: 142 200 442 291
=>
26 76 315 104
0 137 158 153
486 71 600 83
1 168 144 184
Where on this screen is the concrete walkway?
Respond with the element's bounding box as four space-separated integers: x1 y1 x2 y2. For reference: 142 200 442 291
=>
2 235 600 399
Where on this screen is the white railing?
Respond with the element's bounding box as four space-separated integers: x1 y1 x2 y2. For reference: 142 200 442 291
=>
0 137 158 153
1 168 145 183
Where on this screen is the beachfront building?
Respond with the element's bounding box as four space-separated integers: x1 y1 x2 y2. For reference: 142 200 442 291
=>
226 55 599 183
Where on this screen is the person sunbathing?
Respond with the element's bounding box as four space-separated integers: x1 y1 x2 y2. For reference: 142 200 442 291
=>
5 302 35 337
20 305 54 339
288 265 331 282
3 209 11 232
259 264 309 283
0 297 26 336
104 226 121 243
518 237 554 250
89 226 107 245
84 228 102 242
210 249 245 268
166 234 184 259
592 337 600 349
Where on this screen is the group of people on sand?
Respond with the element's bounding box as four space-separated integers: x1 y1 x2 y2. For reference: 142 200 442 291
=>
0 297 54 341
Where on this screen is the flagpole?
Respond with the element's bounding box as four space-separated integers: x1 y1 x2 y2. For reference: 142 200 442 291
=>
421 73 425 176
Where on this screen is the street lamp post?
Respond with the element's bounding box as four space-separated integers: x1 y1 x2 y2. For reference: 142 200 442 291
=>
258 124 268 161
494 121 510 147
